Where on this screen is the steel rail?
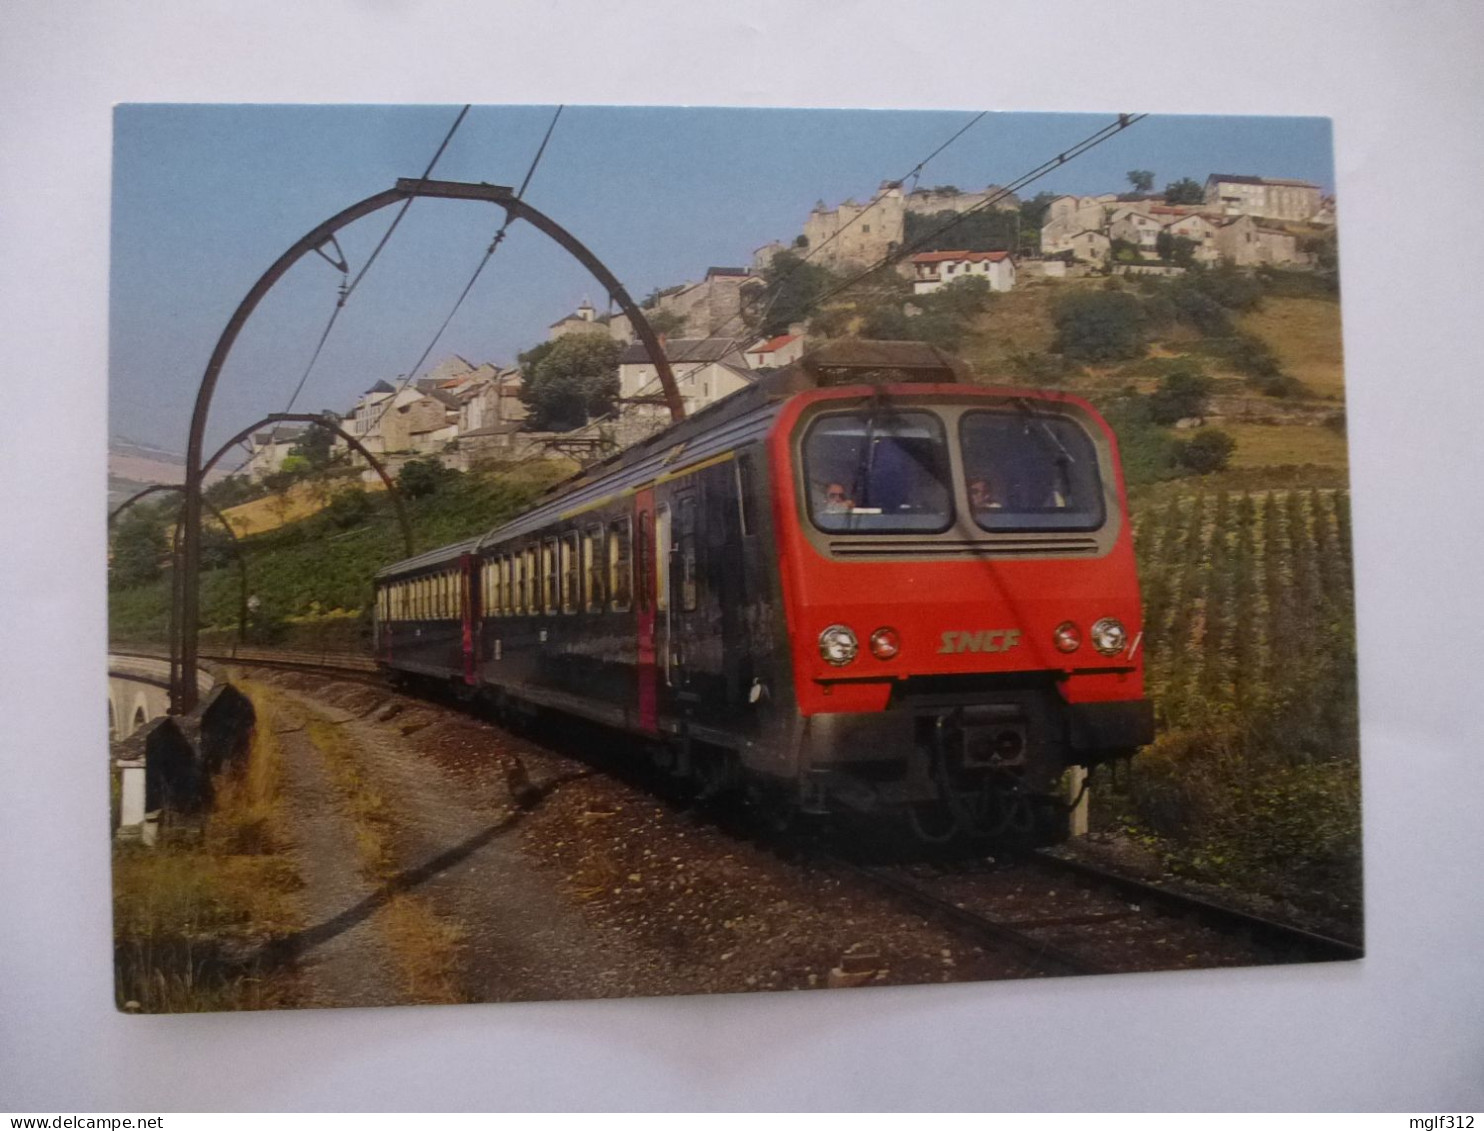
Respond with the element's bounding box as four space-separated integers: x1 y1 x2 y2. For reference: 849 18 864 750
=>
826 857 1105 977
1031 850 1364 964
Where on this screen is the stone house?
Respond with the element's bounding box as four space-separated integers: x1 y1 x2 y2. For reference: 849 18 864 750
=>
1204 174 1325 223
1108 210 1164 254
803 182 907 270
618 337 754 423
1160 212 1222 263
548 300 610 342
907 250 1016 294
1040 196 1111 256
1213 214 1306 267
647 267 762 339
458 367 527 434
1061 230 1111 264
244 424 307 481
903 183 1021 215
380 386 461 454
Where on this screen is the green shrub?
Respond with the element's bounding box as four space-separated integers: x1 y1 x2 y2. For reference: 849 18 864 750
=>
1174 428 1237 474
1052 290 1148 362
1146 362 1212 425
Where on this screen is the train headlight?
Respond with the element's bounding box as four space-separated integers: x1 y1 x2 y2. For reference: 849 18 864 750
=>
818 624 859 666
869 627 900 660
1090 617 1127 656
1053 621 1082 653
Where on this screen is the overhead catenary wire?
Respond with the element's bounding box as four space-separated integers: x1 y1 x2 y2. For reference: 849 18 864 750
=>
620 112 1145 410
280 105 472 415
368 105 565 436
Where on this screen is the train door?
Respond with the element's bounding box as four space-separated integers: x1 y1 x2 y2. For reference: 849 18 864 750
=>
460 552 479 686
633 489 659 733
667 489 699 699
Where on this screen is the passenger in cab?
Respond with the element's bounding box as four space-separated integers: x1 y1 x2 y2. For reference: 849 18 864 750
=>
967 476 1002 513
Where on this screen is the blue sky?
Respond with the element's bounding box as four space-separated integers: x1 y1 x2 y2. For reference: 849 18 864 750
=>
109 105 1334 455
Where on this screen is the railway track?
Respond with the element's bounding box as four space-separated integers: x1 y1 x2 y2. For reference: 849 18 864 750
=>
830 850 1361 979
174 646 1363 976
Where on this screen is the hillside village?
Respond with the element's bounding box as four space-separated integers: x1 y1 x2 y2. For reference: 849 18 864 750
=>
239 171 1337 484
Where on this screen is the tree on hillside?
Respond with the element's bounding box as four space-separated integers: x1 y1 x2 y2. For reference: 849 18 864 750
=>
517 334 622 431
1147 362 1213 425
903 209 1018 256
1156 231 1200 267
1052 290 1148 362
1174 428 1237 474
110 507 169 590
742 250 839 339
1127 169 1155 194
1164 177 1205 205
288 424 336 470
916 274 994 320
1019 191 1057 229
397 457 459 499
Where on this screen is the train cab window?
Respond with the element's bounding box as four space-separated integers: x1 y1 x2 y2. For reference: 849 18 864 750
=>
511 553 525 615
561 533 579 613
609 518 632 612
583 525 603 612
959 411 1105 532
655 504 671 612
525 546 540 613
802 411 954 533
502 555 513 615
677 494 698 612
542 538 558 614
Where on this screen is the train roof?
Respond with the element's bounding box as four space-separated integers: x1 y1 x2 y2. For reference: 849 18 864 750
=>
376 341 974 580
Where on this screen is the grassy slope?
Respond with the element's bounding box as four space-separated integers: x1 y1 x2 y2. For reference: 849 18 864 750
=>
1238 296 1346 398
110 460 570 644
219 474 387 537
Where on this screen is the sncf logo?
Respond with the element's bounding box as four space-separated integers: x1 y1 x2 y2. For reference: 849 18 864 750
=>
938 629 1022 654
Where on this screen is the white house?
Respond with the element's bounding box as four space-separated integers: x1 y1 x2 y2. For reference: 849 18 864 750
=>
745 332 806 369
908 250 1016 295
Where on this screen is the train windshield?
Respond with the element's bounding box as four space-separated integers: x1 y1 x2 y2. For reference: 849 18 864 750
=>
959 409 1105 531
803 411 954 533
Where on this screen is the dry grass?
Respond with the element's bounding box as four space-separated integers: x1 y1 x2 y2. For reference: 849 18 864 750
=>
1238 297 1346 398
221 476 387 537
112 684 300 1012
1221 422 1350 470
302 714 466 1004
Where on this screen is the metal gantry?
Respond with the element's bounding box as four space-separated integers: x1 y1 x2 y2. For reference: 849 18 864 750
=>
173 179 683 712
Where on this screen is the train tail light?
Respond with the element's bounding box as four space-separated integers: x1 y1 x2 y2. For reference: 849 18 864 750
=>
869 627 900 660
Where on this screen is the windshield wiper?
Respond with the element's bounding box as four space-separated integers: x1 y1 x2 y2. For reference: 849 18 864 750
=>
1013 397 1075 500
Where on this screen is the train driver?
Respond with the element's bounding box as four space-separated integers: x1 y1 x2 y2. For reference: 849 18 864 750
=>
822 482 855 513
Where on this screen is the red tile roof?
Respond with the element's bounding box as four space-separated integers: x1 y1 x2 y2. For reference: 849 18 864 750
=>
909 250 1012 264
751 333 798 354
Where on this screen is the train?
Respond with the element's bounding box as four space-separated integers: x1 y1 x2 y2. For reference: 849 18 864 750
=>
372 340 1153 845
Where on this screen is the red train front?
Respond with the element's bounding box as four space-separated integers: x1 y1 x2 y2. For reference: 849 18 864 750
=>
374 342 1153 846
760 352 1152 843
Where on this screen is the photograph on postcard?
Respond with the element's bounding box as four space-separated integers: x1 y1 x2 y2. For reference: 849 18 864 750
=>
106 105 1359 1012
